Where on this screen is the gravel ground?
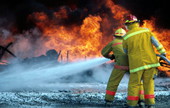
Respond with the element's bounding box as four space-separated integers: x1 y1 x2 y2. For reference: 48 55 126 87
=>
0 82 169 108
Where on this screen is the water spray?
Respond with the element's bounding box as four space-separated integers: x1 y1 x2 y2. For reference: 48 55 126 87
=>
0 57 110 91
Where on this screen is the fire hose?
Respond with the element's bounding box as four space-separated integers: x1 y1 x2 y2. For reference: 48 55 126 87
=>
156 54 170 64
156 54 170 69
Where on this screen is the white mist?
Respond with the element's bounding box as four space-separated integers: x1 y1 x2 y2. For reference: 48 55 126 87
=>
0 57 110 91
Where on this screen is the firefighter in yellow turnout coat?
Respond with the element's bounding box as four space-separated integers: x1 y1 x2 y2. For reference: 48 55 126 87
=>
123 15 166 108
101 28 144 106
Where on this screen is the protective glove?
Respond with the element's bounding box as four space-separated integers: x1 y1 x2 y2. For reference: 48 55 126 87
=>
104 54 115 60
159 53 166 61
109 54 115 60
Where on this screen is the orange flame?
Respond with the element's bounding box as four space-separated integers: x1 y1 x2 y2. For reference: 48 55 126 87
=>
32 13 103 61
54 7 68 19
29 0 130 61
106 0 129 21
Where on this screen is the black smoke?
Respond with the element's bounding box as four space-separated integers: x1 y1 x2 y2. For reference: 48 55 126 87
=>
0 0 109 33
114 0 170 29
0 0 169 34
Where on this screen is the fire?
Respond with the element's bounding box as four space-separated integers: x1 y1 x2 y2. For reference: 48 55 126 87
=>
142 19 170 76
54 7 68 19
0 59 8 65
32 12 103 61
106 0 129 21
27 0 129 61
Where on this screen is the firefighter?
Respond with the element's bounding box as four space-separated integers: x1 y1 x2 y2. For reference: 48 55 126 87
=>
123 14 166 108
101 28 145 107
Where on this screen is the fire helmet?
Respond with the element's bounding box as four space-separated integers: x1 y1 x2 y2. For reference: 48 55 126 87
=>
124 14 140 25
114 28 126 37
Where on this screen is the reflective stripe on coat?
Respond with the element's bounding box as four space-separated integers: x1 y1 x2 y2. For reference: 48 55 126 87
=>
123 24 162 73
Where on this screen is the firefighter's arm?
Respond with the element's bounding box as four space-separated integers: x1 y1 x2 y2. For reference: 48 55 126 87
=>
151 36 166 55
101 42 115 60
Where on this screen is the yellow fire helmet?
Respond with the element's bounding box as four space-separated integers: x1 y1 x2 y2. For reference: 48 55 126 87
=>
114 28 126 36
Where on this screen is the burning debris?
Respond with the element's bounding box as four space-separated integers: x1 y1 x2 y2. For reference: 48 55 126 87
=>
0 42 16 60
21 49 61 65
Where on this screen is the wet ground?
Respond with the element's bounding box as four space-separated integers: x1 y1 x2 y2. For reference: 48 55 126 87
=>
0 80 170 108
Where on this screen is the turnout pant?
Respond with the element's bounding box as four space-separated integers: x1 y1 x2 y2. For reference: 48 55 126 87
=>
105 68 144 101
127 68 157 106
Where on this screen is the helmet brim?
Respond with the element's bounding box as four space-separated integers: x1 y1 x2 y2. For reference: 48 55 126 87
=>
113 35 124 37
124 20 140 25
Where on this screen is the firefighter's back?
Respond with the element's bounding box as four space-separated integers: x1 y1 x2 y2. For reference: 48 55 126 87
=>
124 27 159 72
